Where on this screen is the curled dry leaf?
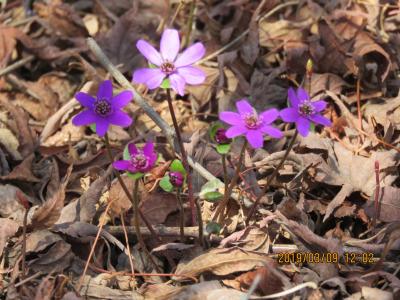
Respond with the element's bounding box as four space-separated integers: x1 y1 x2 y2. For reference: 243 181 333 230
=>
173 248 273 280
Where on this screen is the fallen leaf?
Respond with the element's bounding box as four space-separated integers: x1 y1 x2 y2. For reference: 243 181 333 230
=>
140 192 179 225
0 184 27 223
364 186 400 223
0 218 19 257
108 174 133 217
0 153 40 182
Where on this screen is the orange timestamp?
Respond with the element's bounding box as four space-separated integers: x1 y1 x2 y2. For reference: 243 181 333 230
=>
277 252 375 265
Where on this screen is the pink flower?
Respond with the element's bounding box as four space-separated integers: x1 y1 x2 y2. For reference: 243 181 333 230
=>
133 29 206 96
113 142 157 174
219 100 283 149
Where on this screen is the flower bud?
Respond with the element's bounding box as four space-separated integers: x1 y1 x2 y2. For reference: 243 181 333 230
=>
215 128 231 144
169 171 184 187
306 59 313 78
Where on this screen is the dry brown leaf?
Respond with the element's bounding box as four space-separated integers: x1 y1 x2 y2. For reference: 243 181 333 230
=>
364 187 400 223
34 276 54 300
0 218 19 257
140 192 179 225
174 248 273 280
0 153 39 182
0 26 23 67
0 184 27 223
0 127 21 160
108 175 133 217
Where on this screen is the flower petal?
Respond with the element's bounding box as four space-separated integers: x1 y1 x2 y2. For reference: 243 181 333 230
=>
97 80 113 100
261 125 283 138
246 130 264 149
112 91 133 109
113 160 132 171
176 66 205 85
95 118 110 137
133 68 166 89
260 108 279 124
143 142 154 157
219 111 242 125
147 153 157 168
296 117 311 137
280 108 299 123
236 100 254 115
136 40 162 66
312 100 327 112
225 125 247 138
309 114 331 127
287 87 299 108
108 111 132 127
160 29 180 62
175 42 206 67
296 87 309 102
128 143 138 156
72 110 97 126
75 92 95 108
169 73 186 96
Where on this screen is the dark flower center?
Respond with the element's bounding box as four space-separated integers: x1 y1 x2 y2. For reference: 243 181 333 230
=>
215 128 230 144
243 112 262 129
131 153 149 171
94 99 112 117
160 61 176 75
298 102 315 116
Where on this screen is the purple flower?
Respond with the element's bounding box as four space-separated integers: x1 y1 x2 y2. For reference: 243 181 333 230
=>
169 171 184 187
72 80 133 137
214 128 231 144
280 87 331 137
219 100 283 149
113 142 157 174
133 29 206 96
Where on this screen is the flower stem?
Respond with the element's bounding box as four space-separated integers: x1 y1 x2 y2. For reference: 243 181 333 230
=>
221 154 228 196
176 188 185 242
245 130 298 224
133 180 162 273
165 89 203 243
103 134 160 242
212 140 247 224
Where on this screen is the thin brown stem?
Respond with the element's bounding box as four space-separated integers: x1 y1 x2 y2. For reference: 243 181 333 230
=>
176 188 185 242
133 180 162 273
20 208 28 279
245 130 299 224
373 160 380 228
165 89 203 244
120 213 135 277
222 154 228 196
356 75 363 131
212 140 247 223
103 134 160 241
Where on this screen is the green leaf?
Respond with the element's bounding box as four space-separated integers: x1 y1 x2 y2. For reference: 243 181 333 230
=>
160 176 174 192
123 144 131 160
89 123 96 133
170 159 186 175
127 172 144 180
209 122 223 142
204 191 223 203
160 78 171 89
216 143 231 155
310 122 315 132
206 222 221 235
200 179 224 199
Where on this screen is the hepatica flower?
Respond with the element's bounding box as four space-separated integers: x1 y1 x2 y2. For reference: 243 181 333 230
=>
113 142 157 174
72 80 133 137
280 87 331 137
219 100 283 149
169 171 184 187
133 29 206 96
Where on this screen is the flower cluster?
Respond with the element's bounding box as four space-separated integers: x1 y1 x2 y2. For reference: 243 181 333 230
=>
219 88 330 148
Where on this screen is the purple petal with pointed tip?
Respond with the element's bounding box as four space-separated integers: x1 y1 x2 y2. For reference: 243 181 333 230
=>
236 100 253 115
95 118 109 137
312 100 327 112
107 111 132 127
128 143 138 156
246 130 264 149
288 87 299 108
296 87 309 102
133 68 166 89
260 125 283 138
112 91 133 109
75 92 95 108
177 66 205 85
219 112 242 126
280 107 299 123
72 110 97 126
169 73 186 96
225 125 247 138
175 42 206 67
97 80 113 100
136 40 162 66
113 160 132 171
296 117 310 137
260 108 279 125
160 29 180 62
309 114 331 127
143 142 154 157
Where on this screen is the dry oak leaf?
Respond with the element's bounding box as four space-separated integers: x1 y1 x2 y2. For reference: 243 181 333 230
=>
173 248 273 280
